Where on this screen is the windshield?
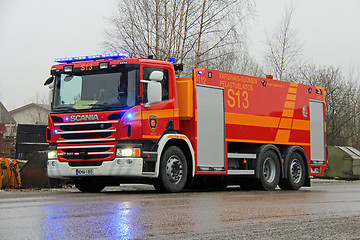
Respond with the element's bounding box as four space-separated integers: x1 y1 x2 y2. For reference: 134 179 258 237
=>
52 69 138 112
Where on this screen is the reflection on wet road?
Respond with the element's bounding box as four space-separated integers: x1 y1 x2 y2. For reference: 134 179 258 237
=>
1 180 360 239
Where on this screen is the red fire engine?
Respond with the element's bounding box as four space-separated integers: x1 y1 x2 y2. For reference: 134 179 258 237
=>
44 53 327 193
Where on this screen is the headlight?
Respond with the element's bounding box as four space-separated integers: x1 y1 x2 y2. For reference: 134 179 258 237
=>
48 150 58 160
116 148 141 157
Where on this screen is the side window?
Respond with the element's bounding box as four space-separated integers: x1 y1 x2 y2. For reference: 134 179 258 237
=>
143 67 169 103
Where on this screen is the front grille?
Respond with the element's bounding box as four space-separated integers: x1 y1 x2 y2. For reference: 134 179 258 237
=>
64 147 111 153
63 154 109 160
54 119 118 161
60 132 111 139
54 120 118 143
57 143 116 161
60 123 112 131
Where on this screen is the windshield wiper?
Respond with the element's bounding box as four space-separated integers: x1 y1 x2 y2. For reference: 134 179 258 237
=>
88 103 114 110
52 106 77 112
90 103 127 110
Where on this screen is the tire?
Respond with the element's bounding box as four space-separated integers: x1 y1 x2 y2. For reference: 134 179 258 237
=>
258 150 280 191
154 146 188 193
279 152 306 190
74 178 106 193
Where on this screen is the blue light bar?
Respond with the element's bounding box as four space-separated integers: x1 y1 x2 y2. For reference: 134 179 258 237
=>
54 53 128 63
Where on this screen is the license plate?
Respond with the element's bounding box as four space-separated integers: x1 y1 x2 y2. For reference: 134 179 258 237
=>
76 169 94 175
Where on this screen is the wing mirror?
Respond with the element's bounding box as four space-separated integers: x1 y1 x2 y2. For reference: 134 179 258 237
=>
44 76 54 86
141 71 163 108
141 80 162 108
44 76 55 107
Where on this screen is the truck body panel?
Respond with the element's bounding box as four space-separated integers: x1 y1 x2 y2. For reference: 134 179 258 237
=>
176 68 326 176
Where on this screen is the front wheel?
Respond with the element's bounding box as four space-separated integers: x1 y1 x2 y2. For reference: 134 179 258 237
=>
279 152 306 190
154 146 188 193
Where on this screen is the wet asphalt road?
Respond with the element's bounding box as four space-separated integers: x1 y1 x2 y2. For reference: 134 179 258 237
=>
1 180 360 240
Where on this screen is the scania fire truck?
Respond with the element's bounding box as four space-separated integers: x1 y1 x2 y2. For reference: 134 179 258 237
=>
44 53 327 193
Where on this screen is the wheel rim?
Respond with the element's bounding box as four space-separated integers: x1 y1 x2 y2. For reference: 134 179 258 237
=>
263 157 276 183
166 155 183 184
290 159 302 184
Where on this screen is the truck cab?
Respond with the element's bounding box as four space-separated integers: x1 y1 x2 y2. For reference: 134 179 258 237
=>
45 54 187 192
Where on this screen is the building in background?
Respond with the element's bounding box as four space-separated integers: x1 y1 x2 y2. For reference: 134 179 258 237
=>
10 103 50 125
1 102 50 158
8 103 50 159
0 102 17 158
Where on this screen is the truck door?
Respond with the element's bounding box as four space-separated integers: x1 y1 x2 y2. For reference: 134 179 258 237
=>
196 84 225 171
141 66 175 139
309 100 326 165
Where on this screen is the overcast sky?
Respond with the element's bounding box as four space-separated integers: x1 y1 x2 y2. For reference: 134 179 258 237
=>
0 0 359 111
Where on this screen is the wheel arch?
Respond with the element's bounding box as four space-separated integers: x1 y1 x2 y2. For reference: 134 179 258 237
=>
255 144 282 179
157 134 195 180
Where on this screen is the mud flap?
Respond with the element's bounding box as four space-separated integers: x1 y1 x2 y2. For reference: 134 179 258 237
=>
304 177 311 187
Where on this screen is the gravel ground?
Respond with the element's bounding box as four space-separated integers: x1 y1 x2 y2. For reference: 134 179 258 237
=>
2 179 360 239
149 215 360 240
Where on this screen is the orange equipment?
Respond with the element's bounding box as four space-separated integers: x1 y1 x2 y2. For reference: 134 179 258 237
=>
0 158 22 189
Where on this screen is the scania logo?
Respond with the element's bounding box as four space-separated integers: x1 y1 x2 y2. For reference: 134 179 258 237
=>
70 114 99 122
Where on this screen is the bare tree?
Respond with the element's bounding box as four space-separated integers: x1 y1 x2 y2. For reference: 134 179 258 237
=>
264 6 360 148
264 5 302 81
103 0 254 71
209 48 264 77
297 64 360 148
25 91 48 106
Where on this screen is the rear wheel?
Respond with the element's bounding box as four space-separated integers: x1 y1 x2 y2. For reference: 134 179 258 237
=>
154 146 188 193
258 150 280 191
74 178 106 193
279 152 306 190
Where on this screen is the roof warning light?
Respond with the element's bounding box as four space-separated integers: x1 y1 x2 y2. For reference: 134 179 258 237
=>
54 53 128 63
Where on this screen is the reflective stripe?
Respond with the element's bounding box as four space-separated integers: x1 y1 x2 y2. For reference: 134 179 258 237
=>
167 135 187 139
58 152 114 156
225 113 280 128
58 145 115 149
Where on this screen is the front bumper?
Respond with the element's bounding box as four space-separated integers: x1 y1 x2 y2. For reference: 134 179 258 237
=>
47 157 156 179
